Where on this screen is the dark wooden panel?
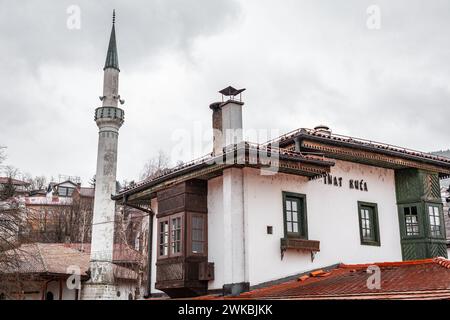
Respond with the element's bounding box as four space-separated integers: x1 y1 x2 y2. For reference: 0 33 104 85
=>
157 180 207 217
280 238 320 252
185 179 207 194
156 262 183 282
156 183 186 201
157 193 185 216
185 194 208 213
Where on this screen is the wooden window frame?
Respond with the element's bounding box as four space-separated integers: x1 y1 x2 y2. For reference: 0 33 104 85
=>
157 218 170 259
169 213 184 257
427 203 444 239
282 192 308 240
157 213 185 259
400 203 422 238
357 201 381 246
187 212 208 257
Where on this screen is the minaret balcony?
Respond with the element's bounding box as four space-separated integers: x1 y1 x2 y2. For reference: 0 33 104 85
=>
94 106 125 125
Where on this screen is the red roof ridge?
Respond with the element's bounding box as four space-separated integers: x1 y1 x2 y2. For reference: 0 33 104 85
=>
434 257 450 269
339 257 450 270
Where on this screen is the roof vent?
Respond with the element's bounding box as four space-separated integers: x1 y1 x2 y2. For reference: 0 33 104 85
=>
314 125 331 134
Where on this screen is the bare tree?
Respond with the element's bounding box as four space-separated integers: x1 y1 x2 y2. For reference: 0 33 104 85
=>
0 146 6 165
139 150 171 181
3 166 19 180
0 179 30 298
24 175 47 191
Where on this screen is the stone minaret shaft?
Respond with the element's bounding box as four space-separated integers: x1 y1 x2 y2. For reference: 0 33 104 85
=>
89 10 124 289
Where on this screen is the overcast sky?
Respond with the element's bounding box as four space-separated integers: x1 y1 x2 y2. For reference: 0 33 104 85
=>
1 0 449 185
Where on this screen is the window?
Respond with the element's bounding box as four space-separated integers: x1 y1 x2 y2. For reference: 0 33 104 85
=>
428 205 442 237
158 220 169 257
191 215 206 254
171 216 182 255
158 214 184 258
282 192 307 239
358 202 380 246
67 188 74 197
404 206 420 236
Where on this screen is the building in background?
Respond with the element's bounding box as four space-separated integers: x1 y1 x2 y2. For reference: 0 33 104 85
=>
0 243 139 300
0 177 30 197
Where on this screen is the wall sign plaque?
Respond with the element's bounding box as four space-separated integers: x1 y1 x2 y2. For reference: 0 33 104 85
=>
322 174 368 192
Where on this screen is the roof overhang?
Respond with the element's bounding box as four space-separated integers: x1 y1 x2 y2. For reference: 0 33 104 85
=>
113 142 335 204
276 129 450 178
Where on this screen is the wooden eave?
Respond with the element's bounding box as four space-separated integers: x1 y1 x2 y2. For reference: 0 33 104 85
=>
113 144 335 205
278 133 450 178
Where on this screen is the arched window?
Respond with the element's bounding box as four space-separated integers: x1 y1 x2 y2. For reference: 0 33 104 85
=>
46 292 54 300
0 293 5 300
128 293 133 300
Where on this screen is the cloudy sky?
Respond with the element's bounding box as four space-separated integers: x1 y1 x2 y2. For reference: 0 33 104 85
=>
0 0 449 185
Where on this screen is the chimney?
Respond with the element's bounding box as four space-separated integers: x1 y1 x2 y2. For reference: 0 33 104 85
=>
210 102 223 156
211 86 246 155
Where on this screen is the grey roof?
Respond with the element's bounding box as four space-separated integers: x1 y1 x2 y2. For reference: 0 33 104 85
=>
104 14 119 71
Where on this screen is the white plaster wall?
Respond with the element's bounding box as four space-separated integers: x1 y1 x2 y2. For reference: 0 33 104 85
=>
222 168 246 286
221 102 243 146
207 176 224 290
149 197 162 295
116 281 137 300
242 160 402 285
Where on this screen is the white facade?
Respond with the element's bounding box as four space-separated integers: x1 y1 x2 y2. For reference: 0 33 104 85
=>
2 280 136 300
207 159 402 289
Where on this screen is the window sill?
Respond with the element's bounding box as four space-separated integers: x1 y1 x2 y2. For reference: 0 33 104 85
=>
280 238 320 260
360 241 381 247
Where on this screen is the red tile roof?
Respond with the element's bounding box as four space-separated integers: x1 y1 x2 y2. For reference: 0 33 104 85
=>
0 243 139 280
78 187 95 198
63 243 142 264
203 258 450 300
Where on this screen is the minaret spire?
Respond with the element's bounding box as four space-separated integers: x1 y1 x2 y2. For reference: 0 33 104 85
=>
104 10 119 71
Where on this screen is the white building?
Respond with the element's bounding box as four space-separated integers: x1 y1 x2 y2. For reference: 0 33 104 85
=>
113 87 450 298
0 243 139 300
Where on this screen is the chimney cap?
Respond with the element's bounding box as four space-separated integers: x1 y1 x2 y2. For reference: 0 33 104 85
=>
219 86 246 97
209 101 222 110
314 124 331 132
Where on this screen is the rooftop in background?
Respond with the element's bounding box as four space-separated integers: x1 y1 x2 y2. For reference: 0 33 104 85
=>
199 258 450 300
0 177 29 186
0 243 138 280
77 187 95 198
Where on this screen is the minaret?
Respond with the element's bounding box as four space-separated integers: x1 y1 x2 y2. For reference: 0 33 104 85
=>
82 10 125 300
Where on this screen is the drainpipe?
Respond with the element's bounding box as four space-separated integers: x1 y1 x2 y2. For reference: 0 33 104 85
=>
144 212 154 298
